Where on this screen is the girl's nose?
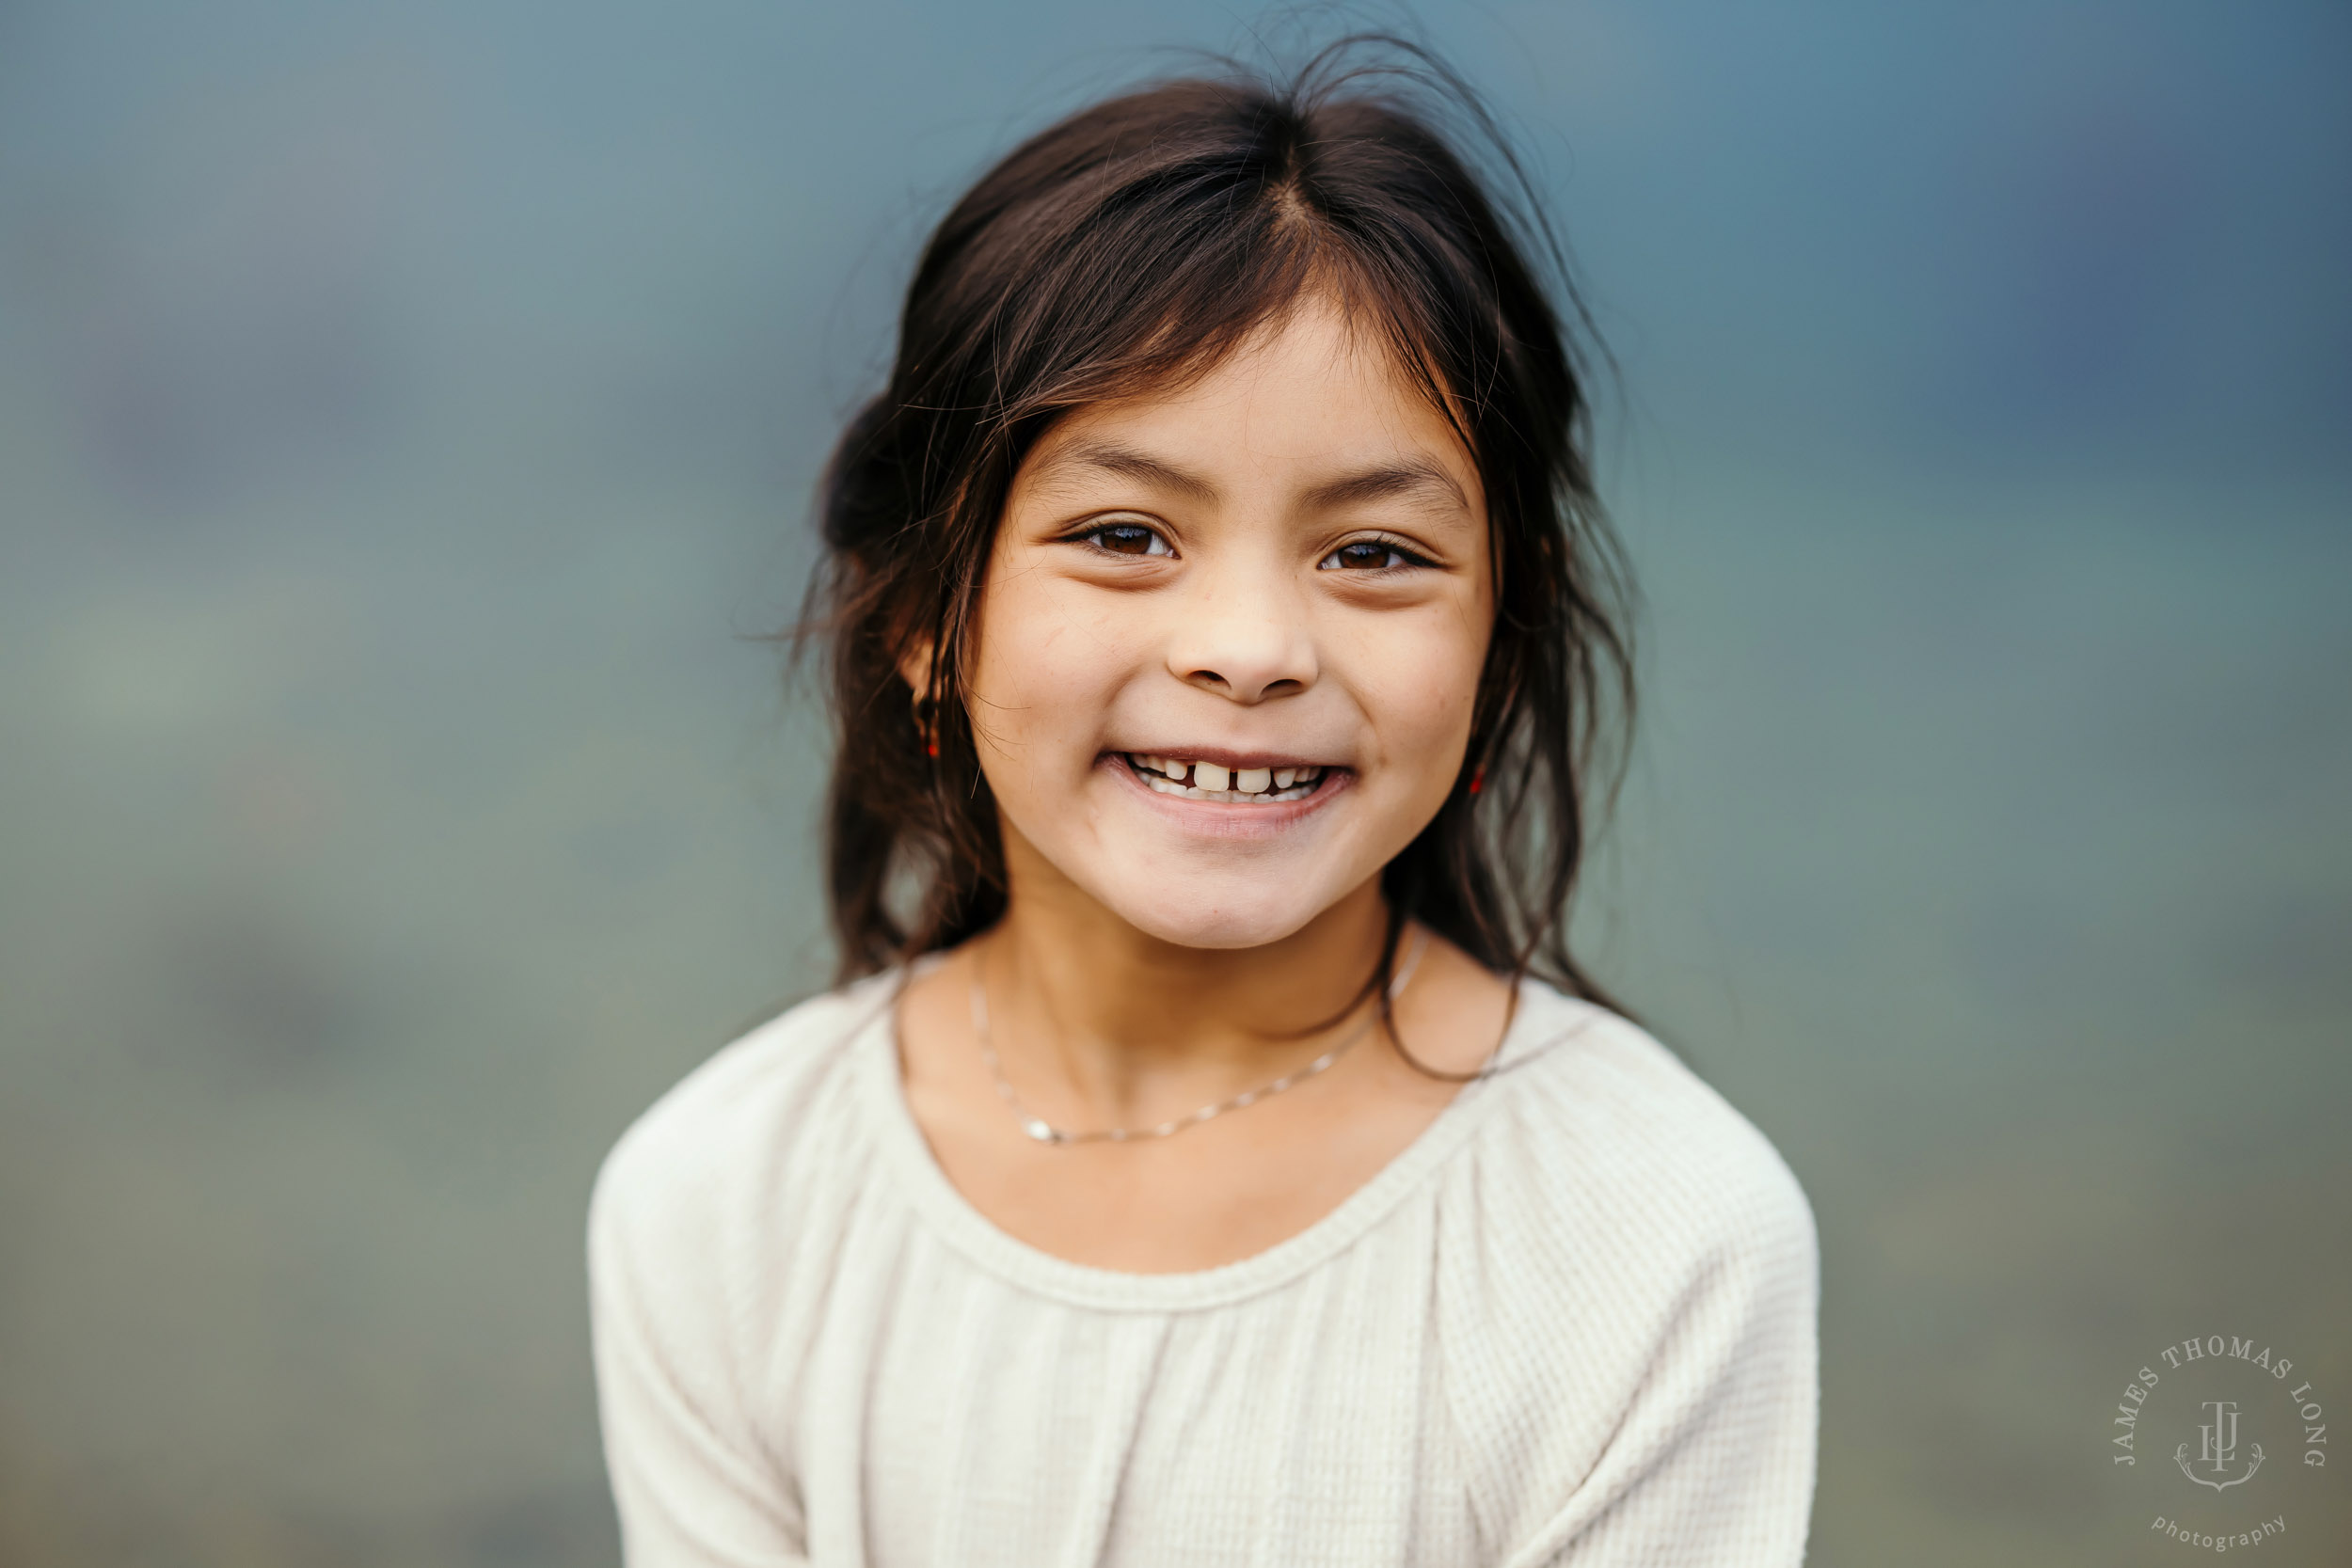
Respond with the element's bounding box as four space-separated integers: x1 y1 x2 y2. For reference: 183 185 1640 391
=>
1165 575 1318 705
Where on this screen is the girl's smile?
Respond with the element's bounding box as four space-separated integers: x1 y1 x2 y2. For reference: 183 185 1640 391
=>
1101 751 1353 842
1117 752 1335 803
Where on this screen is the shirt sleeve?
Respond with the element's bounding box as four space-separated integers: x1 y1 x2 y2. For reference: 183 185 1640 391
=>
1504 1165 1820 1568
588 1134 808 1568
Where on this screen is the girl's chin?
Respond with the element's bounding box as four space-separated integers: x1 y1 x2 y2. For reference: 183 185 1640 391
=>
1104 903 1327 951
1076 860 1357 951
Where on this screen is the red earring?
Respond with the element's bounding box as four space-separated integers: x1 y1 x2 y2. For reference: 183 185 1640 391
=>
1468 766 1485 796
913 690 939 759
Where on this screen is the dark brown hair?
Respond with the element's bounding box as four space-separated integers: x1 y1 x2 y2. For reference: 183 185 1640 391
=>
803 39 1635 1010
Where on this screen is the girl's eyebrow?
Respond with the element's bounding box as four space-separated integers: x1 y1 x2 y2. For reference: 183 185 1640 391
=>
1043 439 1468 516
1046 439 1220 503
1301 456 1468 515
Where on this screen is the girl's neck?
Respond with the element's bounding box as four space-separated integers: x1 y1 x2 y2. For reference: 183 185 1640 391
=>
978 860 1393 1108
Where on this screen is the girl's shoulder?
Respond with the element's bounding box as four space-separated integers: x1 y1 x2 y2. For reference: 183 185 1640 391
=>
1436 986 1820 1562
1460 980 1817 1282
588 977 894 1258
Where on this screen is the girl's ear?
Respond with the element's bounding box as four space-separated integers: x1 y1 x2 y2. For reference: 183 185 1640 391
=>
896 637 936 700
898 638 943 758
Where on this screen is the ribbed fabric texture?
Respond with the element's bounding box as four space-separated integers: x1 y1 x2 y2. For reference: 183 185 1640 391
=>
589 974 1819 1567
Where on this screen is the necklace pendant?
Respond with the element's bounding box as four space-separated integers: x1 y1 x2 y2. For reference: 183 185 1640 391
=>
1021 1117 1060 1144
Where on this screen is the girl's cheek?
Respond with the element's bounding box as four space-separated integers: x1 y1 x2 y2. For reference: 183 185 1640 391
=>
974 571 1135 736
1335 605 1486 728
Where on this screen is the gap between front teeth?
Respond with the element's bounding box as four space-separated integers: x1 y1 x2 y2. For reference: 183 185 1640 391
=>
1130 754 1323 802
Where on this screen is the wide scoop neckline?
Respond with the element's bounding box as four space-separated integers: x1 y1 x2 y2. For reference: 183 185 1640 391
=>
852 971 1575 1313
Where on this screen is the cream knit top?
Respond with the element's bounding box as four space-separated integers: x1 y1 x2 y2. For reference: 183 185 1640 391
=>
588 973 1819 1567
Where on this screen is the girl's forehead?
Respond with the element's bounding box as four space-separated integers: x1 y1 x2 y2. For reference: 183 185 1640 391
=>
1023 298 1481 506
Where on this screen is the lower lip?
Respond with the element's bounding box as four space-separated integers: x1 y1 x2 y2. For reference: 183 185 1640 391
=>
1102 754 1352 840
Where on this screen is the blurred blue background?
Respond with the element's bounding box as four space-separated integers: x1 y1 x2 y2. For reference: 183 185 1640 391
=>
1 3 2345 1563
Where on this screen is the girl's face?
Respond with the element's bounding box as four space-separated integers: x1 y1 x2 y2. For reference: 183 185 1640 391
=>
963 295 1492 949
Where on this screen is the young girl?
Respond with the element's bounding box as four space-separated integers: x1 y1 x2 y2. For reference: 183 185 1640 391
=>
591 46 1817 1568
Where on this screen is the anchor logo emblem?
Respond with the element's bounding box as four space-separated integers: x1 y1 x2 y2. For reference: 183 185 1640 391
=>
2176 1400 2265 1492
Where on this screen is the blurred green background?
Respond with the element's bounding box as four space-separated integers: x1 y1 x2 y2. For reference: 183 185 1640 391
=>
1 2 2345 1564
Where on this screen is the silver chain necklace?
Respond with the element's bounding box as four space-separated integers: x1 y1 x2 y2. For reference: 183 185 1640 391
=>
972 929 1431 1146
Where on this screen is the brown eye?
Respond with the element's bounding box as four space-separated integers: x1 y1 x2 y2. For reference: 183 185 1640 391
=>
1319 539 1424 571
1085 523 1173 557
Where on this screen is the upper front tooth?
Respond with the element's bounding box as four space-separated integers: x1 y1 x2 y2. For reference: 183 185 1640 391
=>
1194 761 1229 792
1273 768 1295 789
1235 768 1271 794
1157 757 1182 781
